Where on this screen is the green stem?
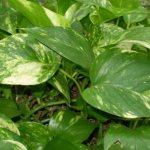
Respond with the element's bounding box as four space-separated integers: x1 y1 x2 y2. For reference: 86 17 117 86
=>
133 120 139 129
59 69 82 94
23 100 70 120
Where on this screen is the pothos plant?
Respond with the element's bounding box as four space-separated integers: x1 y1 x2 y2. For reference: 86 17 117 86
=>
0 0 150 149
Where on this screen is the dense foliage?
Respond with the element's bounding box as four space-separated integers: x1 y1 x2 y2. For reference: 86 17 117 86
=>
0 0 150 149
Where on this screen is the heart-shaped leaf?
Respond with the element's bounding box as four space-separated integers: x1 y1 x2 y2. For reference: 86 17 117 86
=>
82 49 150 118
0 34 60 85
49 110 95 143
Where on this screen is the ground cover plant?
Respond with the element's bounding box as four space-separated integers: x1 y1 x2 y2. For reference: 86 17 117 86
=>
0 0 150 149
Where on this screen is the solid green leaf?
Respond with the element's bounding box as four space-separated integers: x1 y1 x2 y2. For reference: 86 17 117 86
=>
0 34 60 85
0 113 20 135
18 122 51 150
45 137 89 150
104 124 150 150
109 0 140 9
0 140 27 150
82 49 150 118
25 27 94 69
0 99 21 118
49 110 95 143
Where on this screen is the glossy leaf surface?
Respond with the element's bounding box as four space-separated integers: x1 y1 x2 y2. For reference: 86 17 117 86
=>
25 27 94 69
18 122 51 150
0 114 20 135
0 34 60 85
104 124 150 150
82 49 150 118
49 110 95 143
45 137 89 150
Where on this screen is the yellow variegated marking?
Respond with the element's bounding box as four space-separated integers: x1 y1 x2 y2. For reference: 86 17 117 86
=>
2 62 43 85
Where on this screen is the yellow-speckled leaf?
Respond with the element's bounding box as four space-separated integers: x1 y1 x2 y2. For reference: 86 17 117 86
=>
0 34 60 85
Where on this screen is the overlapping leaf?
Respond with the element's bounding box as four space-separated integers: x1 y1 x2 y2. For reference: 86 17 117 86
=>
18 122 51 150
45 137 89 150
25 27 94 69
98 26 150 49
49 110 95 143
0 34 60 85
82 49 150 118
9 0 70 27
104 124 150 150
0 114 20 135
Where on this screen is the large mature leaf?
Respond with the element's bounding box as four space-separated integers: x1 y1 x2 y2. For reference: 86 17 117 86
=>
18 122 51 150
0 99 21 118
49 110 95 143
25 27 94 69
104 124 150 150
82 49 150 118
0 113 20 135
9 0 70 27
45 137 89 150
0 34 60 85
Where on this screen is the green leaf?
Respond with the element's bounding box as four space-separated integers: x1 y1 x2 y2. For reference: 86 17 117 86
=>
8 0 51 27
49 110 95 143
45 137 89 150
0 140 27 150
97 23 124 48
98 27 150 49
82 49 150 118
0 99 21 118
9 0 70 27
48 71 70 101
0 7 17 33
0 128 21 142
123 13 147 25
0 34 60 85
109 0 140 9
25 27 94 69
18 122 51 150
120 27 150 49
104 124 150 150
0 113 20 135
